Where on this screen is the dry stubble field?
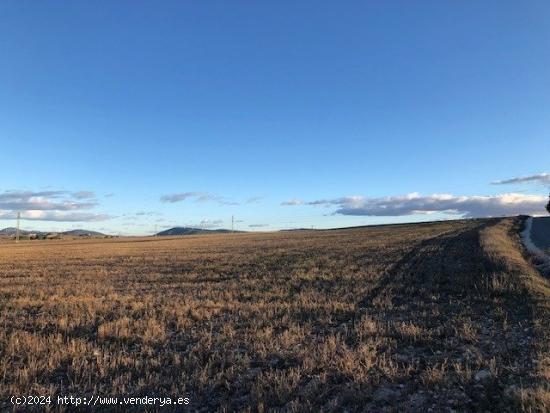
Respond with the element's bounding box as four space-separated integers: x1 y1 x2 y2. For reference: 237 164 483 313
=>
1 217 550 412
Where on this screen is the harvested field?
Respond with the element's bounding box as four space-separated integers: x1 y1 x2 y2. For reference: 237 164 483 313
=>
1 217 549 412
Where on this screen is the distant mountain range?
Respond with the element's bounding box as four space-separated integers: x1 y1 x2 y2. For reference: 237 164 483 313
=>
156 227 236 236
1 226 237 238
0 227 26 236
0 227 105 237
62 229 106 236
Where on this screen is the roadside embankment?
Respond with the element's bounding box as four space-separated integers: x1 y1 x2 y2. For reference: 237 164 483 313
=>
480 217 550 411
521 217 550 274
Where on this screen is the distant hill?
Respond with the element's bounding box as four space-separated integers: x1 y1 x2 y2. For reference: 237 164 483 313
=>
0 228 105 237
0 227 31 236
62 229 105 237
156 227 235 236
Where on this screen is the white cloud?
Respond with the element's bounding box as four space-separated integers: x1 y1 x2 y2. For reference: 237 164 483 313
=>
281 199 304 206
160 192 216 203
0 189 110 222
135 211 162 216
72 191 96 199
0 210 111 222
285 192 547 218
0 190 97 211
164 219 225 229
160 192 238 205
197 219 224 228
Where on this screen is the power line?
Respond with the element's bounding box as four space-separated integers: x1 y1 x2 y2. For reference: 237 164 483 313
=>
16 212 20 243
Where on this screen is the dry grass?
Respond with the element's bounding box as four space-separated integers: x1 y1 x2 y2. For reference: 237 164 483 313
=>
0 217 548 412
480 218 550 412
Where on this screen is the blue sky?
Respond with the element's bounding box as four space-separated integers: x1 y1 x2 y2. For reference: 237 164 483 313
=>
1 1 549 234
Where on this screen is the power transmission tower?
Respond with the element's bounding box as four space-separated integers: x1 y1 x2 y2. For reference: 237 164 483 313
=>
16 212 20 243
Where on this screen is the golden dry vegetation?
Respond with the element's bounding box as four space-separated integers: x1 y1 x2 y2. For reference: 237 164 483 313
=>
1 217 549 412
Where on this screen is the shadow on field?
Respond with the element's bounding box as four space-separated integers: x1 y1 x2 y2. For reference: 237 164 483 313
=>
355 219 537 412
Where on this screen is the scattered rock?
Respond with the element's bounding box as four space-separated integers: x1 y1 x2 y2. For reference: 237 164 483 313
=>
299 377 321 396
395 353 409 363
505 385 519 397
409 392 427 408
373 387 401 402
474 369 491 382
247 368 262 378
268 356 283 368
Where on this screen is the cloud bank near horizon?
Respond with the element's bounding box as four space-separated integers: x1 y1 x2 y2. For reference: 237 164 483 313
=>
282 192 547 218
0 190 111 222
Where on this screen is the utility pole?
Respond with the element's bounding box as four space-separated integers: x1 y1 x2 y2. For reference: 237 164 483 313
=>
16 212 20 243
231 215 234 233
